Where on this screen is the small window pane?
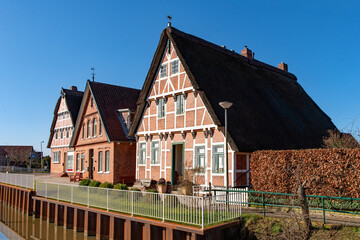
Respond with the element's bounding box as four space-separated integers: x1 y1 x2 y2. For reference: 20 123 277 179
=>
176 94 185 115
81 154 85 171
98 152 103 172
151 142 159 164
160 64 167 78
105 151 110 172
171 60 179 75
158 99 165 118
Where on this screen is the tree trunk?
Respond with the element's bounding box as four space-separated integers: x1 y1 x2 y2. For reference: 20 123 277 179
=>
297 184 312 240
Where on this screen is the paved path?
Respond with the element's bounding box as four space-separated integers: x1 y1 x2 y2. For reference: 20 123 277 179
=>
242 206 360 227
34 173 79 185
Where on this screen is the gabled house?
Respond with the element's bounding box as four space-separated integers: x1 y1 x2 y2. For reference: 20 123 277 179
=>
0 146 36 167
70 80 140 184
129 26 336 187
48 86 84 174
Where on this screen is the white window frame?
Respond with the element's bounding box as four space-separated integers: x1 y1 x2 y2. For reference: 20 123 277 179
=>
160 63 167 78
194 145 206 173
81 153 85 172
76 153 80 171
139 142 147 165
150 141 160 165
52 151 60 164
98 151 103 173
93 118 97 137
105 150 110 173
157 98 165 118
212 144 225 174
171 59 179 75
176 94 185 115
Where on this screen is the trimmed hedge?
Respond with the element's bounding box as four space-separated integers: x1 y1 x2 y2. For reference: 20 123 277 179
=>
79 179 91 186
99 182 114 188
250 149 360 198
114 183 128 190
89 180 101 187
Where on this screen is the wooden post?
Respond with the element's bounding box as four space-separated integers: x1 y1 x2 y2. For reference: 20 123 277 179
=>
64 206 68 229
143 223 151 240
47 202 51 223
73 209 78 232
96 213 101 239
124 219 131 240
166 228 173 240
109 216 114 240
39 200 43 221
54 203 59 225
84 210 89 236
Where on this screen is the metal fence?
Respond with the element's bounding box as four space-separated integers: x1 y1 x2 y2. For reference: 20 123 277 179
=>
36 182 243 228
211 189 360 225
0 172 35 189
0 166 48 173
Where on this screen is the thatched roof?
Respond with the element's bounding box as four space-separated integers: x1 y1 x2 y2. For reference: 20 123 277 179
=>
130 26 336 152
47 87 84 148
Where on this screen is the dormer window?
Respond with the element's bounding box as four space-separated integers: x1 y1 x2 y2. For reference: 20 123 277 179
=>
171 60 179 75
160 63 167 78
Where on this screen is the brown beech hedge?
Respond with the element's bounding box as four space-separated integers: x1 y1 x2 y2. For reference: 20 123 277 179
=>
250 149 360 198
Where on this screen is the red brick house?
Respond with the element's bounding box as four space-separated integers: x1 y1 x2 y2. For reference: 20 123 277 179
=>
48 86 83 174
70 80 140 184
0 146 37 167
129 26 336 187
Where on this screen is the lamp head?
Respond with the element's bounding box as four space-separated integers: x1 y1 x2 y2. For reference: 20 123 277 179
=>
219 101 233 109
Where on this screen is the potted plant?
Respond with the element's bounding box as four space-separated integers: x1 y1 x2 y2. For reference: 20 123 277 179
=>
156 178 167 193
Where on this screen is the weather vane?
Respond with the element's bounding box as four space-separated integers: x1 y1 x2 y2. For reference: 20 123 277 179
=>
91 67 95 82
167 15 172 26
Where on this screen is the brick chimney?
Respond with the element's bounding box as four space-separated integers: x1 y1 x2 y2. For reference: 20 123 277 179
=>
70 86 78 91
241 46 254 59
278 62 288 72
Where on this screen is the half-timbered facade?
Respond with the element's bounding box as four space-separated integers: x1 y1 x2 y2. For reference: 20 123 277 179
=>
70 81 140 184
130 26 336 187
48 86 83 174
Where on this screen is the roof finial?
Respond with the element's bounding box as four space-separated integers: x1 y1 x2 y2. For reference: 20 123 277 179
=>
167 15 172 27
91 67 95 82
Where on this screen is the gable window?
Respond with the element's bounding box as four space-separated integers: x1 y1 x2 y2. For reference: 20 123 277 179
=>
82 124 85 139
194 146 206 172
76 153 80 171
60 129 63 139
55 130 58 140
66 128 69 138
151 141 159 164
160 63 167 78
105 151 110 172
99 120 102 135
81 153 85 171
93 118 97 137
139 143 146 165
87 120 91 138
212 145 224 173
171 60 179 75
91 98 94 108
53 152 60 163
157 98 165 118
98 151 103 172
176 94 185 115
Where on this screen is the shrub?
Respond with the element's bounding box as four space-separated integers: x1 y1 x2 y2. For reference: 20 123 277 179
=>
157 178 166 185
129 188 141 191
79 179 91 186
114 183 128 190
146 189 157 193
99 182 114 188
89 180 101 187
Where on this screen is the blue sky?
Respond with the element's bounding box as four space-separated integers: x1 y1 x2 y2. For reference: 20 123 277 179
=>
0 1 359 155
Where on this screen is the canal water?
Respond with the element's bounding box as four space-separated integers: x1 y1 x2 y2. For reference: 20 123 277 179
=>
0 202 96 240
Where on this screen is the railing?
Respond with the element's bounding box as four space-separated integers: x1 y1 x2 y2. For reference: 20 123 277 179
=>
36 182 243 228
194 185 249 206
0 166 49 173
211 189 360 225
0 172 35 189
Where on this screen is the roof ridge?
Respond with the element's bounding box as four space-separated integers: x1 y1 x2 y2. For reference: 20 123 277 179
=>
88 80 140 92
167 26 296 80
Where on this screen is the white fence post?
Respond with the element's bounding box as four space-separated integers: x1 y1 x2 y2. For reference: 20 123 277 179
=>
107 189 109 212
162 194 165 222
131 191 134 216
202 197 204 229
57 184 59 201
45 182 48 199
71 185 74 204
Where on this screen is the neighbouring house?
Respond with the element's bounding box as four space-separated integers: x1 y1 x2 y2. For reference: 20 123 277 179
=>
0 146 37 167
128 25 336 187
47 86 84 174
69 80 140 184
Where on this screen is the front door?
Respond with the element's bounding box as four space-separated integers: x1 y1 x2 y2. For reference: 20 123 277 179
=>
171 143 184 185
89 149 94 179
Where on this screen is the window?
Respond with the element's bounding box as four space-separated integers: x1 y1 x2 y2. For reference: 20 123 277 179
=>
99 120 102 135
82 124 85 139
52 152 60 163
194 146 206 172
81 153 85 171
157 98 165 118
105 151 110 172
66 128 69 138
139 143 146 165
171 60 179 75
98 151 103 172
212 145 224 173
160 63 167 78
76 154 80 171
67 153 74 172
176 94 185 115
93 118 97 137
87 120 91 138
60 129 63 139
151 142 159 164
55 130 58 140
91 98 94 108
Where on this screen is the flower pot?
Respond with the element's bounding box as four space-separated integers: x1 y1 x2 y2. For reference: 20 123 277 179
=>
157 184 167 193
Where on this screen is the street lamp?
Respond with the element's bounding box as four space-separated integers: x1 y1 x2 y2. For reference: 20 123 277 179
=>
219 101 233 207
40 141 44 169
